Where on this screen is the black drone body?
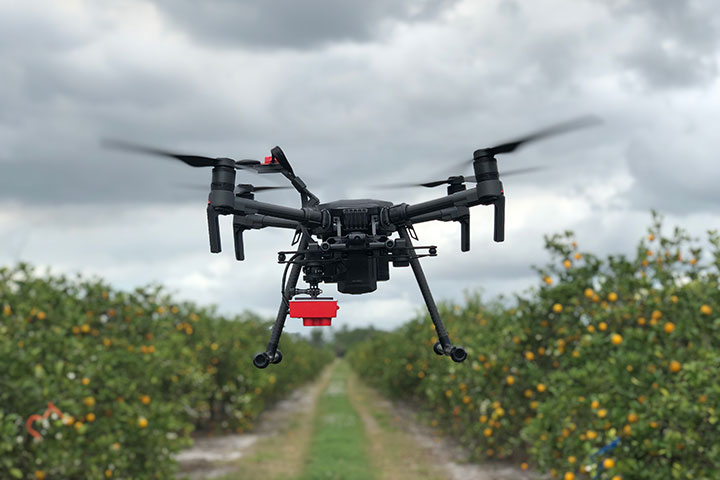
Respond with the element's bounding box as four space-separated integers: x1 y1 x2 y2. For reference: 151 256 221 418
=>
106 116 599 369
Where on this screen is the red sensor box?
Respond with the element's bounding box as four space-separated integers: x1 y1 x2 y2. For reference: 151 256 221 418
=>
289 298 339 327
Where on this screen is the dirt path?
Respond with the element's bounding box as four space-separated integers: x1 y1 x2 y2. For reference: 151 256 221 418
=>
176 366 333 479
177 361 539 480
346 371 538 480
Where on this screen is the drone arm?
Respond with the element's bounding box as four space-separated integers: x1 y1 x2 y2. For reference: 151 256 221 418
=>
236 214 300 230
407 206 463 224
232 196 323 225
388 180 503 224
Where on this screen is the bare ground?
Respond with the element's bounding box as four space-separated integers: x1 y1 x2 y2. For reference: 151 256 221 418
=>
346 371 539 480
176 362 541 480
176 366 332 479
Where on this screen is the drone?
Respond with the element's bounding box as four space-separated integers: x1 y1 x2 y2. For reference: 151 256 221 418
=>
106 116 599 369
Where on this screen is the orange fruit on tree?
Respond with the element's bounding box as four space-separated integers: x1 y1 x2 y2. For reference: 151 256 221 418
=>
603 458 615 469
553 303 563 313
138 417 148 428
608 292 618 302
611 334 623 345
664 322 675 334
700 304 712 315
627 412 638 423
564 472 575 480
563 259 572 269
669 360 682 372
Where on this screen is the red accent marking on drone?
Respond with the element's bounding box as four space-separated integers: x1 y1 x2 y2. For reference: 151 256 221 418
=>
264 156 276 165
26 402 64 438
289 299 339 327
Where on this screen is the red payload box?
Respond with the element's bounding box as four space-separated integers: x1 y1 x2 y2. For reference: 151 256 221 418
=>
289 298 339 327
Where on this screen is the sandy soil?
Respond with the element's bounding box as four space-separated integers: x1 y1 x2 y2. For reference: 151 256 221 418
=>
175 369 329 479
176 364 541 480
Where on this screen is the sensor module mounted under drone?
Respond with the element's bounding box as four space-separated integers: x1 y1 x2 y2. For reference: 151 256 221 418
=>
105 116 599 369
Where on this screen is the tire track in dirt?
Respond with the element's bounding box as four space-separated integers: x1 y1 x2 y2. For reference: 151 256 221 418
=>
176 365 333 479
178 362 540 480
346 370 539 480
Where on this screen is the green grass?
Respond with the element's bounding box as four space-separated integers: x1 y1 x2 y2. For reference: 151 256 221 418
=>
296 361 375 480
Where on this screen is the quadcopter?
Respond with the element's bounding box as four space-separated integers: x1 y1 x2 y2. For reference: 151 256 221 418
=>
106 116 598 369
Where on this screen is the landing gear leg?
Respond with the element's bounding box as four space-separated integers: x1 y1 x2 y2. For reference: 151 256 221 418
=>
253 233 310 369
397 226 467 363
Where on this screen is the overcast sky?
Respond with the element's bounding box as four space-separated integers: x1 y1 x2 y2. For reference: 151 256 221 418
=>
1 0 718 336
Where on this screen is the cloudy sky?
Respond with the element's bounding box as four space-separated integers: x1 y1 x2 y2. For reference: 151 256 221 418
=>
1 0 718 335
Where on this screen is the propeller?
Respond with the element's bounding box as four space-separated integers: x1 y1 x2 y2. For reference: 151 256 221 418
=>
471 115 601 159
237 184 292 194
102 139 262 170
379 166 545 189
378 115 600 189
176 183 292 194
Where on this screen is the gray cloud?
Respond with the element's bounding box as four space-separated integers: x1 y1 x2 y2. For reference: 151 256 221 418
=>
147 0 458 50
605 0 720 88
1 0 718 332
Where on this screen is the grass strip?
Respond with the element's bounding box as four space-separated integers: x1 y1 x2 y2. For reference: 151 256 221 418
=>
296 361 376 480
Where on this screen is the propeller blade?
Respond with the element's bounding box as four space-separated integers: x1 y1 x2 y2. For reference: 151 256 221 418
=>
235 183 292 194
420 179 454 188
176 183 292 193
103 139 219 167
103 139 262 170
378 166 545 189
481 115 602 156
251 185 293 192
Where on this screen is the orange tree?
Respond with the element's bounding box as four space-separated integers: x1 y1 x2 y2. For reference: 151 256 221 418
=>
348 215 720 479
0 264 332 479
